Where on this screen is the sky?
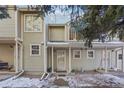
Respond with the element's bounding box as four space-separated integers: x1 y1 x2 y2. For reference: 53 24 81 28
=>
44 14 70 24
17 5 70 24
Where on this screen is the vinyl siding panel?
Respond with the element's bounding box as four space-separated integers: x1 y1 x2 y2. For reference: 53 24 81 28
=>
48 26 65 41
0 10 15 38
48 48 117 72
0 44 14 66
23 32 44 72
22 12 44 72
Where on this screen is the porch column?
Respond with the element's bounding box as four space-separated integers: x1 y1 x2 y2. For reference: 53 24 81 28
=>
15 42 19 73
20 45 23 71
105 46 108 73
115 51 118 69
69 47 71 73
122 46 124 72
52 46 54 73
44 46 47 73
43 22 47 73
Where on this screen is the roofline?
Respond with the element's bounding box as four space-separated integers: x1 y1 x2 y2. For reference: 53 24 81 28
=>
47 41 124 48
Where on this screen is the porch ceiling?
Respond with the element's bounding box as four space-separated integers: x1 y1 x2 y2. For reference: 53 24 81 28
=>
47 41 124 49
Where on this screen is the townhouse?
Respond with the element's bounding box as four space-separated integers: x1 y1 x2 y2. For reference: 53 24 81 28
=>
0 6 124 75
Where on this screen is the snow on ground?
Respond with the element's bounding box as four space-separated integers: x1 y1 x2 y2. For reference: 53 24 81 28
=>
0 76 57 88
66 74 124 88
0 73 124 88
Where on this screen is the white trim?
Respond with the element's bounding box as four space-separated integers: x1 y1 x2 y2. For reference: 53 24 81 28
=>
107 50 112 68
65 25 67 41
30 44 41 56
122 46 124 72
15 10 18 40
24 14 42 32
69 47 71 73
20 45 23 70
44 22 47 72
105 46 108 72
67 25 70 41
15 41 18 73
52 46 54 73
87 50 95 59
57 50 66 71
73 49 81 59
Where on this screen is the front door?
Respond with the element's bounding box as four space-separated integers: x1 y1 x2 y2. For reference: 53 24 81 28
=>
57 50 66 71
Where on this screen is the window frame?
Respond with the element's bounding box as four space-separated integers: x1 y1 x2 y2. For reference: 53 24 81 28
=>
24 14 42 32
69 27 77 41
73 49 81 59
87 50 95 59
118 53 122 60
30 44 41 56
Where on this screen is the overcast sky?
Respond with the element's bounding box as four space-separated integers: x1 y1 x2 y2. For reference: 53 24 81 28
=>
17 5 70 24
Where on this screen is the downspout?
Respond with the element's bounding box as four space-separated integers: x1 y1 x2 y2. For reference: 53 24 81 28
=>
15 7 18 73
43 21 47 73
17 41 25 76
14 8 25 77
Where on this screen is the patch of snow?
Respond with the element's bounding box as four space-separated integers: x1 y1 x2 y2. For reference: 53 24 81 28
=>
95 74 124 85
0 77 55 88
0 73 124 88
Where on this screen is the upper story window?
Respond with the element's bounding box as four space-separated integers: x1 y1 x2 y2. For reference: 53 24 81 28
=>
24 15 42 32
69 28 77 40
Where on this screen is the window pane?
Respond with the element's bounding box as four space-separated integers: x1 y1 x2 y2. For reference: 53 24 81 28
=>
32 50 39 54
33 16 41 31
31 45 40 55
32 45 39 49
25 15 32 31
74 50 80 58
88 51 93 58
75 54 80 58
119 54 122 60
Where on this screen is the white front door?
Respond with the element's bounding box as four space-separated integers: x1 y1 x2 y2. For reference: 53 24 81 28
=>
57 50 66 71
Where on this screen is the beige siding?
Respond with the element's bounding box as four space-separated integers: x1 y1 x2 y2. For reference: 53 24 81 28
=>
48 47 118 72
17 11 21 39
48 26 65 41
22 13 44 72
0 44 14 66
0 10 15 38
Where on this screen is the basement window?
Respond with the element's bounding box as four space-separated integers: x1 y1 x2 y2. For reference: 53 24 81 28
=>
73 50 81 59
87 50 95 59
30 44 41 56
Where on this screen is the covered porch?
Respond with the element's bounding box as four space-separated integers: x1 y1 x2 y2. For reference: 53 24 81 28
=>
0 38 23 74
47 41 124 73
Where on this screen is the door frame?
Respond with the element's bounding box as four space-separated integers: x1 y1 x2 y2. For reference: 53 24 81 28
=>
56 50 66 71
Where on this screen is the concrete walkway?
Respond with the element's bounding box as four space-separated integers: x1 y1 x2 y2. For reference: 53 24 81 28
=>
107 71 124 78
0 74 15 81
